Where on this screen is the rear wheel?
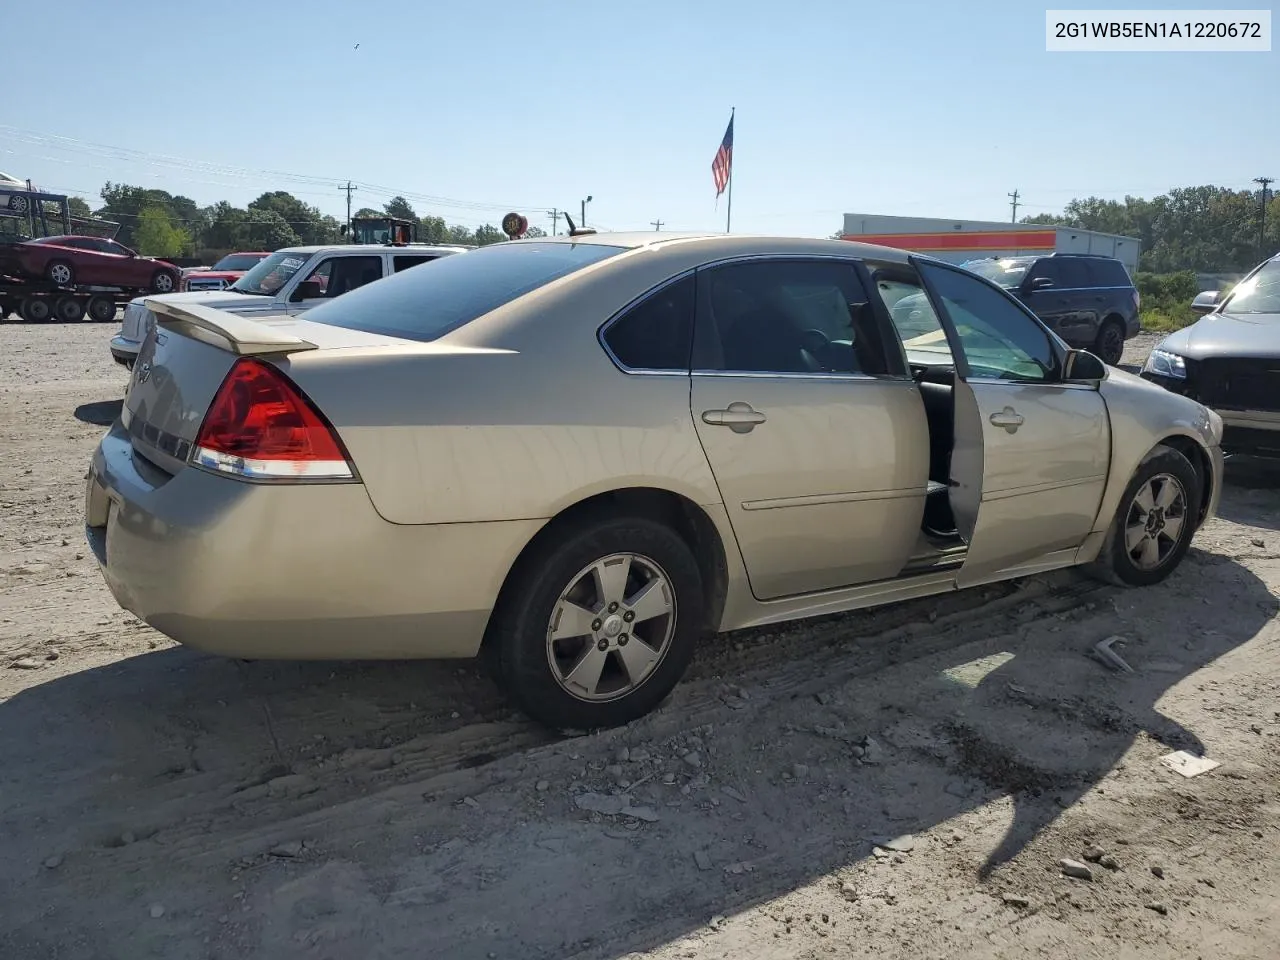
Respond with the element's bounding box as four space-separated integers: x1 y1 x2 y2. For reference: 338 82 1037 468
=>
485 515 705 730
1093 318 1125 366
46 260 75 287
19 297 51 323
151 270 176 293
54 296 86 323
1089 444 1200 587
86 296 116 323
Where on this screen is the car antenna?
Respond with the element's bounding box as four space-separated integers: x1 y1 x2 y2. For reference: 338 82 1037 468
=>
562 212 596 238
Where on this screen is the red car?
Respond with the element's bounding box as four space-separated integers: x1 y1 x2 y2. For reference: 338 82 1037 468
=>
6 235 180 293
182 251 271 291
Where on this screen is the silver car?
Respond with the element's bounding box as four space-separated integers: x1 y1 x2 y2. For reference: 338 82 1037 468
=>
1141 251 1280 459
85 233 1224 729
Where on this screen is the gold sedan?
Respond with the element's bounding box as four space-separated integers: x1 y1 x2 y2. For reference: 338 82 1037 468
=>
85 233 1224 729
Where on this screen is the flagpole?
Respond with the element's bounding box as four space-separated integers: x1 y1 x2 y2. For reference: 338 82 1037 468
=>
725 107 734 234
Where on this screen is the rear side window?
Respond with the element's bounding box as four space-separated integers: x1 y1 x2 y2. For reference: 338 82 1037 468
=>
602 274 695 371
393 255 438 272
1055 259 1089 288
1087 259 1131 286
305 241 625 342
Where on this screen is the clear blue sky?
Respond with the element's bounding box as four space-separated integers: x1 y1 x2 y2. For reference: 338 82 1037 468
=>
4 0 1275 237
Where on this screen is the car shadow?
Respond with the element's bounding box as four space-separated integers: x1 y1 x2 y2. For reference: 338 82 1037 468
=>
73 399 123 426
1214 456 1280 530
0 548 1273 959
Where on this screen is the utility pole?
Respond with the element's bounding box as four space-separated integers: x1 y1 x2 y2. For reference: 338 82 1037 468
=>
581 195 592 228
1008 189 1020 223
547 208 561 236
651 219 664 231
341 181 357 233
1254 176 1274 260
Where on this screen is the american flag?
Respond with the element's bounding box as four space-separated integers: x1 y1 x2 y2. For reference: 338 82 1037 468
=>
711 112 733 197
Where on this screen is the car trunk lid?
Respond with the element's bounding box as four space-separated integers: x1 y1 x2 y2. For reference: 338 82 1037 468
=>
121 300 406 476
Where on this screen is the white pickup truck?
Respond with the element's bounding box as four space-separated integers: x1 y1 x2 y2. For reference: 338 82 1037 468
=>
109 242 469 368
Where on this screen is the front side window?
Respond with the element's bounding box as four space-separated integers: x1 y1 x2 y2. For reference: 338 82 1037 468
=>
602 274 695 371
918 262 1057 382
301 256 382 298
695 258 894 375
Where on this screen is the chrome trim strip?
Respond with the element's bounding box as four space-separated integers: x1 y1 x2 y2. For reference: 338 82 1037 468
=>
983 474 1108 502
741 487 925 511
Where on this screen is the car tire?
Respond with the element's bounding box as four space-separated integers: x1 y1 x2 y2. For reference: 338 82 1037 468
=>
8 194 28 213
53 296 86 323
151 270 176 293
1088 443 1201 588
1093 318 1125 366
19 297 51 323
485 515 705 730
46 260 75 287
86 296 116 323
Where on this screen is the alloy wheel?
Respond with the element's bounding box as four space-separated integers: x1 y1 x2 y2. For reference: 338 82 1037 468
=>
1124 473 1187 571
545 552 677 702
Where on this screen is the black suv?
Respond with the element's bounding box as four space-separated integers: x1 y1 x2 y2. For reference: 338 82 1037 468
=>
961 254 1140 365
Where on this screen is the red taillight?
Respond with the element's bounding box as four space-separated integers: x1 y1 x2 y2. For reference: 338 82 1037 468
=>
192 357 354 481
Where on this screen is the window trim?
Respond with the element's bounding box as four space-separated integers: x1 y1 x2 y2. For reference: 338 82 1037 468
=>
688 253 912 381
911 256 1069 386
596 269 698 376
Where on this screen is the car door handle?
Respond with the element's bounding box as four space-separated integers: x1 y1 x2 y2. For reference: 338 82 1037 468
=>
989 407 1024 432
702 402 767 433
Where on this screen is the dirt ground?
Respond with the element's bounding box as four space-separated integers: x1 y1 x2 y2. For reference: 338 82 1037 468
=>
1 322 1278 960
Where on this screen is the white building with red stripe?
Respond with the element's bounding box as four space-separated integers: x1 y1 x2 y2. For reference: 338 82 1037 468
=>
840 213 1140 277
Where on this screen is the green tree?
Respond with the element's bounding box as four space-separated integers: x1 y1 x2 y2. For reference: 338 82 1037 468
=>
353 207 381 219
447 224 476 245
524 225 547 238
249 191 334 245
133 205 190 257
473 224 507 246
418 215 448 243
384 196 417 221
67 197 92 219
244 210 299 251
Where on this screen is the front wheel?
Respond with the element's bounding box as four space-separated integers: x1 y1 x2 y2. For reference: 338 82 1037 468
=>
1093 319 1126 366
1091 444 1201 587
151 270 176 293
485 516 705 730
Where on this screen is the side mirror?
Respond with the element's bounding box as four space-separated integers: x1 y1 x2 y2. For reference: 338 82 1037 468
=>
291 280 323 302
1029 276 1054 291
1063 348 1107 383
1191 290 1221 316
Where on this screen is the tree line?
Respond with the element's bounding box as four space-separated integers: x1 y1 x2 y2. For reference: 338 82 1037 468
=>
77 184 544 260
1022 184 1278 274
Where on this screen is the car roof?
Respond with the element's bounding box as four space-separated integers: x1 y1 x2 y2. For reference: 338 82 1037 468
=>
273 244 471 256
504 231 915 264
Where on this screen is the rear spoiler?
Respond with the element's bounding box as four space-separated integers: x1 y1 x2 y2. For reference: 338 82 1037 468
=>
145 299 318 356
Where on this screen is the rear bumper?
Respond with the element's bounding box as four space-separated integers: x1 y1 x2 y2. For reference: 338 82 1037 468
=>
85 420 543 660
109 334 139 368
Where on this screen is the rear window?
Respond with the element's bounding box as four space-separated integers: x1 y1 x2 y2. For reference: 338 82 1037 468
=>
304 241 626 341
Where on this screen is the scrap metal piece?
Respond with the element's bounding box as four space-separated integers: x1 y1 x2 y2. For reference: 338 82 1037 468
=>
1093 636 1134 673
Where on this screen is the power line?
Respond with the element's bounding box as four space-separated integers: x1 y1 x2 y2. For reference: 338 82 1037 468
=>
1 124 556 219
